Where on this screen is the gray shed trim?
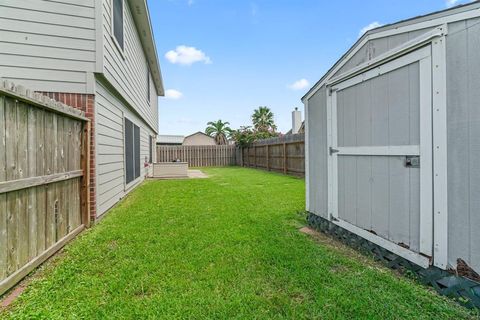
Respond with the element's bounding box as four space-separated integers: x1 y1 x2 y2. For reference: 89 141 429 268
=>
302 1 480 102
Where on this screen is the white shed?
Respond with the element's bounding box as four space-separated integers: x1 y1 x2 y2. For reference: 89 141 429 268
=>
303 2 480 277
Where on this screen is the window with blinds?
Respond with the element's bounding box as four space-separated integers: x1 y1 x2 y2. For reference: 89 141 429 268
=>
113 0 124 50
125 118 140 184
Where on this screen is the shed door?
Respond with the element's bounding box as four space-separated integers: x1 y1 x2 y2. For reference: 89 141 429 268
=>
328 46 433 267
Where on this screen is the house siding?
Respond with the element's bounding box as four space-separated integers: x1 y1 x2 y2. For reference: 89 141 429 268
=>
101 0 158 133
0 0 96 93
95 80 155 217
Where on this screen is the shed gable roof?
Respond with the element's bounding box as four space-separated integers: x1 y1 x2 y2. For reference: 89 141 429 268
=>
302 1 480 102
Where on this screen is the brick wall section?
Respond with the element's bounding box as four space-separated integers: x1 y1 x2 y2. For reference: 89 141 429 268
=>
37 92 97 221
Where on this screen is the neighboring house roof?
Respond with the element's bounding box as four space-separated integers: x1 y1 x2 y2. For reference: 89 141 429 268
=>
128 0 164 96
157 132 217 145
183 132 217 145
157 135 185 144
302 1 480 102
184 131 213 140
285 121 305 135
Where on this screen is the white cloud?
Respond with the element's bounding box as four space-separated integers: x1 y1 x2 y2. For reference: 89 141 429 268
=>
359 21 383 38
446 0 474 7
288 79 310 91
165 89 183 100
187 0 194 6
165 45 212 66
446 0 460 7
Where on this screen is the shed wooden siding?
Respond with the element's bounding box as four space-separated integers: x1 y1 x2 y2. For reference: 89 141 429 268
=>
101 0 158 133
333 29 434 78
336 62 421 252
306 11 480 273
0 0 96 93
446 17 480 272
95 81 154 216
306 86 328 217
308 29 432 228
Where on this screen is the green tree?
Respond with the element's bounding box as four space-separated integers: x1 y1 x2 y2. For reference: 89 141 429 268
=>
252 106 277 133
231 126 255 148
205 120 232 145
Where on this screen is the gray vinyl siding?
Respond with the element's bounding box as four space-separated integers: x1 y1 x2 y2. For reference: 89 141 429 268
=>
95 80 154 217
0 0 96 93
101 0 158 133
446 18 480 272
306 86 328 218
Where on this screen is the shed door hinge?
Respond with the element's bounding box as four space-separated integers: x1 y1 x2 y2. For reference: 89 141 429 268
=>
329 146 339 155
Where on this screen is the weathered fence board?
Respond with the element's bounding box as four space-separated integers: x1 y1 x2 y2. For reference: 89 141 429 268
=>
0 81 90 296
242 134 305 176
156 145 237 167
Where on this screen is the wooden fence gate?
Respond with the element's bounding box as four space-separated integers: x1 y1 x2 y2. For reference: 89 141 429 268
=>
0 81 90 296
156 145 237 167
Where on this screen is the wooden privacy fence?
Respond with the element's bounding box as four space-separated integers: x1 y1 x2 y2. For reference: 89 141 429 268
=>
156 145 237 167
0 81 90 296
242 134 305 176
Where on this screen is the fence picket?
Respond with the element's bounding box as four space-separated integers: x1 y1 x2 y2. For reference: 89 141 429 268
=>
0 83 88 296
156 145 237 167
241 134 305 176
0 95 6 279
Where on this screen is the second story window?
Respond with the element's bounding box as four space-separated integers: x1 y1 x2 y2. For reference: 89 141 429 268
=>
113 0 124 50
147 70 151 103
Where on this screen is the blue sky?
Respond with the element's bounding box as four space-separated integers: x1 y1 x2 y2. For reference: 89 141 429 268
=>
148 0 473 135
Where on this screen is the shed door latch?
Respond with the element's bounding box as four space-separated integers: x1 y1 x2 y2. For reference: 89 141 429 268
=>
329 147 339 155
405 156 420 168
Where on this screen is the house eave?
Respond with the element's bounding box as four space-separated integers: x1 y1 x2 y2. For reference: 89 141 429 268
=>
127 0 165 96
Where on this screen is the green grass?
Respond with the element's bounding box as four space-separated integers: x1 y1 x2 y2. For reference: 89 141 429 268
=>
1 168 477 319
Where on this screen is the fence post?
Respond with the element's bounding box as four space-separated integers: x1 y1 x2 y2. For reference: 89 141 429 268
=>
80 120 91 228
283 142 287 174
254 146 257 168
266 144 270 171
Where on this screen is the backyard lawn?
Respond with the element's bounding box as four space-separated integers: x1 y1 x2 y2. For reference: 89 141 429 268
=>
1 168 477 319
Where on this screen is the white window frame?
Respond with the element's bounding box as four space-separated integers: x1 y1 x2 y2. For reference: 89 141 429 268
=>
111 0 125 58
326 45 435 269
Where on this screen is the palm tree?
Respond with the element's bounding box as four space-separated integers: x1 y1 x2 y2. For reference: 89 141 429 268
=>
252 106 277 132
205 120 232 145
